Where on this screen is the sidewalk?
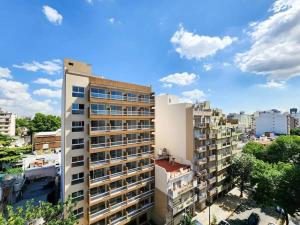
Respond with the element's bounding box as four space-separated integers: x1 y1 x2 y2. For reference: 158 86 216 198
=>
194 187 249 225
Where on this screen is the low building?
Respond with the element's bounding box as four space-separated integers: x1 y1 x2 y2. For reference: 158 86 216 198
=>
0 109 16 137
33 129 61 154
153 153 197 225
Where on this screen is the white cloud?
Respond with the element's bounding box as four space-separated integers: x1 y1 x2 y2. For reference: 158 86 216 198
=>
171 24 237 60
0 79 57 116
42 5 63 25
203 64 213 71
34 78 62 88
259 80 286 89
33 88 61 98
180 89 206 103
0 67 12 79
86 0 93 4
159 72 198 86
235 0 300 80
13 59 62 75
108 18 115 24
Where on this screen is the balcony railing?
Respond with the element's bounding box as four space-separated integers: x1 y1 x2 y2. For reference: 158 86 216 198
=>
90 164 154 184
195 146 206 153
91 138 154 149
198 181 207 190
168 179 197 199
208 177 216 184
197 158 207 165
208 155 216 161
91 110 154 116
208 188 217 196
90 93 155 104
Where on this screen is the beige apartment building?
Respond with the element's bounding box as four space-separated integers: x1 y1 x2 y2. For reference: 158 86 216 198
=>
0 109 16 137
155 95 241 211
62 59 155 225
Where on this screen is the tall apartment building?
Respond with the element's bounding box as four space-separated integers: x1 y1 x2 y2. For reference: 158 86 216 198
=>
0 109 16 137
62 59 155 225
155 95 241 211
227 112 253 132
255 110 291 136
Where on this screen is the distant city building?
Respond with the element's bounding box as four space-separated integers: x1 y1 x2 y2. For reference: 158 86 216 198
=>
255 110 293 136
153 151 197 225
290 108 300 128
227 111 253 132
0 109 16 137
155 95 242 212
33 129 61 154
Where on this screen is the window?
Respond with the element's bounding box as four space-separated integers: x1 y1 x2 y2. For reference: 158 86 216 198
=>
71 172 84 185
71 190 84 202
72 138 84 150
72 86 84 98
72 156 84 167
91 104 105 115
73 207 84 219
72 121 84 132
72 104 84 114
90 88 106 99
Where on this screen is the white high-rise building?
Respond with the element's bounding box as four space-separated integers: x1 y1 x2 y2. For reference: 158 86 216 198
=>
255 110 291 136
0 109 16 137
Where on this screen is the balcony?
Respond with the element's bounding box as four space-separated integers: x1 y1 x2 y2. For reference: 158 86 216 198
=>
217 163 230 171
198 181 207 190
208 188 217 196
217 174 228 183
90 109 154 117
208 176 216 185
194 123 207 128
195 134 206 140
198 193 207 202
168 179 197 199
208 166 216 173
208 144 216 150
172 195 197 215
197 158 207 165
208 155 216 162
197 169 207 177
217 153 231 160
195 146 206 153
217 183 230 194
89 164 154 186
90 92 155 104
90 138 155 150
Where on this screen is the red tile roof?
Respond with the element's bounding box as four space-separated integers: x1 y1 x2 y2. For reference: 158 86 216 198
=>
155 159 189 172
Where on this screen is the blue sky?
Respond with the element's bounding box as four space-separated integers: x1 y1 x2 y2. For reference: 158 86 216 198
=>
1 0 300 116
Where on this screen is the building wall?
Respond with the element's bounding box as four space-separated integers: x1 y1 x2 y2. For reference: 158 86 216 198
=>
62 62 91 225
0 112 16 137
255 112 289 136
155 95 192 166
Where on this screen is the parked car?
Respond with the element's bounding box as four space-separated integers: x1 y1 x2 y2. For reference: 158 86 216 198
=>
248 213 260 225
218 220 230 225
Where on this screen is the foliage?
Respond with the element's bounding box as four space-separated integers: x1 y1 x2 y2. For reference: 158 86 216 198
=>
211 215 217 225
0 134 15 147
4 167 23 175
0 145 32 163
29 113 61 134
290 128 300 136
16 118 31 136
242 141 266 160
0 198 78 225
180 213 196 225
230 153 255 197
265 135 300 165
244 135 300 224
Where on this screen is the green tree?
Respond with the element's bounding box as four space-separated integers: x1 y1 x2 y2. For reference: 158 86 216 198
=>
180 213 196 225
250 160 297 225
0 145 32 164
290 128 300 136
0 198 78 225
265 136 300 165
30 113 61 134
16 118 31 136
230 153 255 197
0 134 15 147
242 141 266 160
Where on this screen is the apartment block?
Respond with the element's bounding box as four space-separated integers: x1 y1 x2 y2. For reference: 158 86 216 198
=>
255 110 291 136
153 150 197 225
155 95 241 211
62 59 155 225
0 109 16 137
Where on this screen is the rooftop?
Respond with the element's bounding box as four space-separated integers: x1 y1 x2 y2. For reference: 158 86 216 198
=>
155 159 189 173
